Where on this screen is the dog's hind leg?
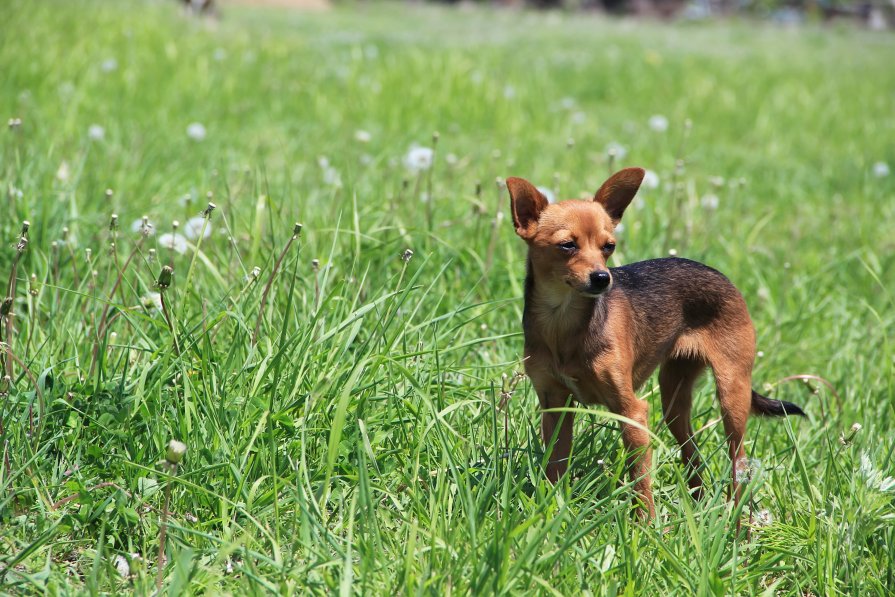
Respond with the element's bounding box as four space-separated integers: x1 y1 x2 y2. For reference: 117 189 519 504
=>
659 356 707 498
710 355 753 505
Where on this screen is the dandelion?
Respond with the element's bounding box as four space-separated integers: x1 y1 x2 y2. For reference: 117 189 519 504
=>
754 509 774 528
503 85 516 99
536 186 556 204
101 58 118 72
159 233 188 255
559 97 576 110
354 129 372 143
709 176 725 188
7 117 22 129
183 216 211 240
701 194 720 210
403 145 434 173
318 156 342 187
87 125 105 141
606 142 627 160
56 161 70 182
159 265 174 291
757 350 765 358
245 266 261 282
131 217 154 236
851 423 862 433
114 555 130 578
873 162 890 178
141 292 163 311
445 153 458 166
648 114 669 132
212 47 226 61
186 122 206 141
641 169 660 189
735 457 763 484
401 249 414 263
668 248 678 256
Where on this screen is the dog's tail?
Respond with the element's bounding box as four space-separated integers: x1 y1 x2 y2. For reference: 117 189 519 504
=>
751 390 806 417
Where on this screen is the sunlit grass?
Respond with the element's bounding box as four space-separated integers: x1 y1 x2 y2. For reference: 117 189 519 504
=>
1 0 894 593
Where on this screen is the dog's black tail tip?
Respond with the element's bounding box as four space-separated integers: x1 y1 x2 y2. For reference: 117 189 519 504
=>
751 390 807 417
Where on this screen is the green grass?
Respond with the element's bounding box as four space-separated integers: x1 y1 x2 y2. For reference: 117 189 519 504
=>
1 0 894 593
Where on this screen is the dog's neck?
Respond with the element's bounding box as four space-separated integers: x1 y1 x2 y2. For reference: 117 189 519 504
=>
523 258 602 354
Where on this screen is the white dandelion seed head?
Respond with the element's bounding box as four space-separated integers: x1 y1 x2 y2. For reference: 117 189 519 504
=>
606 142 628 160
445 153 458 166
56 161 71 182
559 97 576 110
141 292 162 311
536 186 556 204
354 129 372 143
503 85 516 99
87 125 105 141
101 58 118 72
648 114 669 132
403 145 434 173
641 169 660 189
183 216 211 240
359 153 373 165
873 162 890 178
615 222 625 234
114 555 130 578
668 248 678 256
212 47 226 61
735 457 763 484
186 122 207 141
159 232 188 254
754 509 773 527
131 218 155 236
851 423 862 433
701 194 720 210
318 156 342 187
757 350 765 358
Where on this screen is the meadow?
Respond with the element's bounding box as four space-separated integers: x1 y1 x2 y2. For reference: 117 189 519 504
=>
1 0 894 593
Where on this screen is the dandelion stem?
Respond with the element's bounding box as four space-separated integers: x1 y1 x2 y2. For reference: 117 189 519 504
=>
252 224 301 345
184 202 215 292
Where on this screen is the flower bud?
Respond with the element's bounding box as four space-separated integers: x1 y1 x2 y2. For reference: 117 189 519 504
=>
157 265 173 289
166 439 186 465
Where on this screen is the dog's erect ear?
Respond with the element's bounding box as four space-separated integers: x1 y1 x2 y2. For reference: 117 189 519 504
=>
507 177 549 239
593 167 645 224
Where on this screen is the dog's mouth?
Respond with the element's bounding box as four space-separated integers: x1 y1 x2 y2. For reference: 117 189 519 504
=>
565 279 612 298
579 287 610 298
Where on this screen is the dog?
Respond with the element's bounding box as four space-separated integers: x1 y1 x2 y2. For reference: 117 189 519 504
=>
506 167 805 518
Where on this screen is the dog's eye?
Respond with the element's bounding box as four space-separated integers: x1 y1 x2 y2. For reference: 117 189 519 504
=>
557 241 577 251
603 242 616 254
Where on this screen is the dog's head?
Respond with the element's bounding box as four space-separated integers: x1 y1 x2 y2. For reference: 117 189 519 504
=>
506 168 644 297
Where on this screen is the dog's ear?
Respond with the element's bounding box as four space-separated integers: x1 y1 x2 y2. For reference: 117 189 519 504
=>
507 177 549 239
593 167 645 224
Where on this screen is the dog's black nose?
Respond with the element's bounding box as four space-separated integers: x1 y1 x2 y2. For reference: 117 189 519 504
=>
589 270 611 292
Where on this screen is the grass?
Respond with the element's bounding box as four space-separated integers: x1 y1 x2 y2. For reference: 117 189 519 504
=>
1 0 894 593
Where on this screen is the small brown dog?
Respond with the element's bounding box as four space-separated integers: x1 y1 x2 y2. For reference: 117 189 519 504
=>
507 167 805 518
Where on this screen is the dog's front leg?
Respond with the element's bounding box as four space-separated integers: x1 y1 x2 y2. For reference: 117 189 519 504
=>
618 394 655 519
529 372 573 483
